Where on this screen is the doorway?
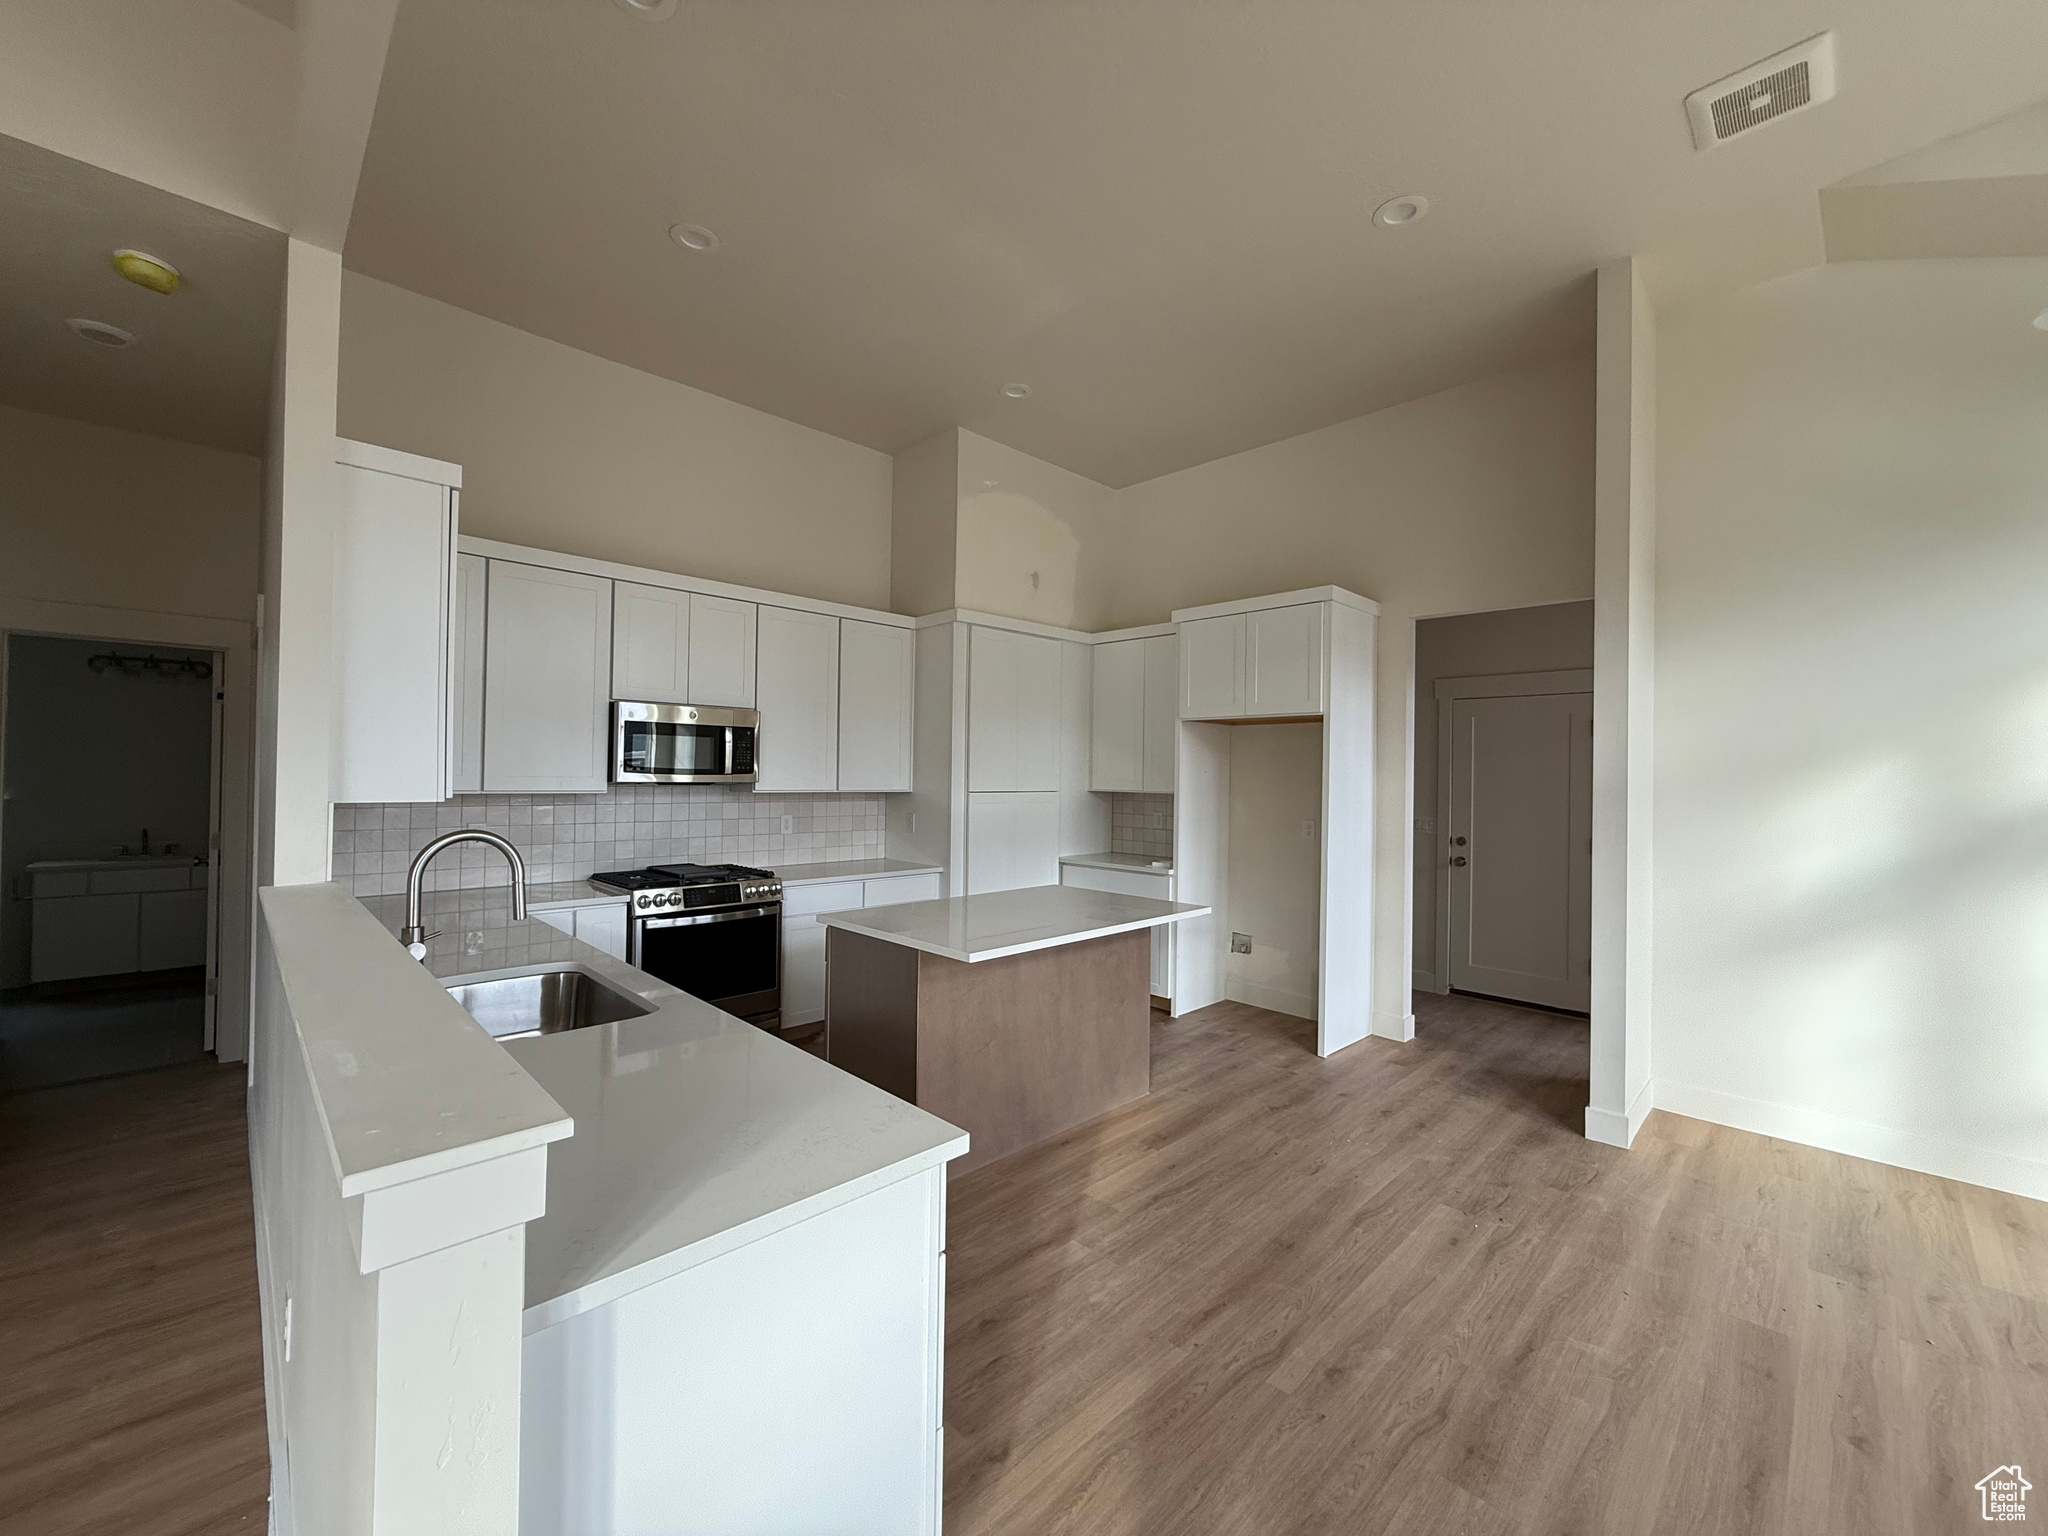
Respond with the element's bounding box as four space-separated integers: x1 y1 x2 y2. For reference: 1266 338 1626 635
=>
0 633 224 1090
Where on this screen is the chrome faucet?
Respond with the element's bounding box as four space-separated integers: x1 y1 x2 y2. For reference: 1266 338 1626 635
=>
400 829 528 960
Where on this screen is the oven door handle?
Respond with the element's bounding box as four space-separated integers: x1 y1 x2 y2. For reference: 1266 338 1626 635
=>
638 903 782 930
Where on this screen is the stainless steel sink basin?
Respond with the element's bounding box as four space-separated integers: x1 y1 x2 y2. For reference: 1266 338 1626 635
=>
445 967 656 1039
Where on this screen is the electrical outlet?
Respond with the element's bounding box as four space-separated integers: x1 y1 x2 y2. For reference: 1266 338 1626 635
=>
1231 932 1253 955
1300 820 1316 841
781 815 793 834
908 812 918 835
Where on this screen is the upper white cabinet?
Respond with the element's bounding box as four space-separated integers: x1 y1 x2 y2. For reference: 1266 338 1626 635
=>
331 443 461 804
611 581 691 702
1247 604 1324 716
1089 640 1145 792
450 552 487 795
689 593 757 707
968 626 1061 792
612 584 759 707
1092 634 1179 792
965 791 1061 894
756 606 840 792
838 620 914 792
1179 615 1246 720
482 561 613 793
1180 604 1324 720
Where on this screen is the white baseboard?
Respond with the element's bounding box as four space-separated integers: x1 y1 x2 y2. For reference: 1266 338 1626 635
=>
1371 1010 1416 1043
1225 977 1316 1020
1655 1079 2048 1204
1410 968 1443 994
1584 1076 1653 1148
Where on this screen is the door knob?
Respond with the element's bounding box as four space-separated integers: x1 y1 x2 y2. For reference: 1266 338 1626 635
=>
1451 856 1467 867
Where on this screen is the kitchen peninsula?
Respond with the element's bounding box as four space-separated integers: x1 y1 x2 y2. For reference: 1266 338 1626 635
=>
821 885 1208 1173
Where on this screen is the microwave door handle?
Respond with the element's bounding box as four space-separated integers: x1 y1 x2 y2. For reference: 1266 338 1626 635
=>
725 726 736 777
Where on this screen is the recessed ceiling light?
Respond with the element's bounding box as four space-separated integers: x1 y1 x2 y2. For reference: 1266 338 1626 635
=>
110 249 181 295
1001 383 1031 399
2034 306 2048 332
1373 195 1430 229
669 223 719 252
66 318 136 348
612 0 677 19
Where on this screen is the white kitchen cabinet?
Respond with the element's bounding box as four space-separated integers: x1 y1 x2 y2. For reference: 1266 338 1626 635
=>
755 606 841 792
838 620 915 792
482 561 614 793
1060 861 1174 1000
862 872 942 907
1141 635 1178 792
331 444 460 804
689 593 757 707
450 552 487 795
31 893 139 982
138 888 209 972
1247 604 1324 716
1179 614 1247 720
781 916 830 1025
968 627 1061 792
537 902 630 962
611 581 691 702
965 791 1060 894
1089 639 1145 792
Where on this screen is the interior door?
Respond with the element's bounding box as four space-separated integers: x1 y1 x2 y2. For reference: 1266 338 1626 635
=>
1446 691 1592 1011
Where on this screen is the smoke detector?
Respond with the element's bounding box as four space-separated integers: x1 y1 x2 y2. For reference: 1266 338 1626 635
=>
1685 33 1836 150
66 318 137 348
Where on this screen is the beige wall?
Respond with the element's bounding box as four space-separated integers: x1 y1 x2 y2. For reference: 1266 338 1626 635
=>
955 430 1121 631
1412 601 1593 980
1654 256 2048 1201
890 431 959 616
338 274 895 611
1117 354 1596 1035
1226 722 1324 1019
0 402 262 622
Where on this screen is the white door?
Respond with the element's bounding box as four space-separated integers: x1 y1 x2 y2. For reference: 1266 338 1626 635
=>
612 582 692 701
1140 634 1178 792
1090 639 1145 792
967 627 1061 792
688 594 757 707
1178 614 1245 719
837 620 914 792
966 791 1060 894
1446 691 1593 1011
1246 604 1323 717
756 606 840 791
482 561 614 793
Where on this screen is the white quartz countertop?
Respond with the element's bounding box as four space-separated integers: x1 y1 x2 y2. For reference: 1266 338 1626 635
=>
360 887 968 1331
818 883 1208 964
511 860 943 914
1059 851 1176 876
772 857 943 887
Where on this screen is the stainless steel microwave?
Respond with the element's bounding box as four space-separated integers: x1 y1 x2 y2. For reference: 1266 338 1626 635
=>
611 702 759 784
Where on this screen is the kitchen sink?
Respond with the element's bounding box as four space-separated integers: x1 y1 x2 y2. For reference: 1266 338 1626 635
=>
445 967 656 1040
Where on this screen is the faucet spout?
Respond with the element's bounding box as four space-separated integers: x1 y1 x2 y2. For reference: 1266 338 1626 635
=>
399 829 528 959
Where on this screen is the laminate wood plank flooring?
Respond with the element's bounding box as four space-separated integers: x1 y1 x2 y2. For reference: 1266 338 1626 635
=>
943 992 2048 1536
0 1062 266 1536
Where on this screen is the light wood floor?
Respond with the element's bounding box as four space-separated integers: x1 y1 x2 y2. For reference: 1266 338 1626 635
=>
0 1062 267 1536
944 992 2048 1536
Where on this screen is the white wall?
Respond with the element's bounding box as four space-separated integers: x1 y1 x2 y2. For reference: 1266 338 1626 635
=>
1226 723 1323 1020
956 430 1121 632
890 431 959 617
0 403 263 622
1115 354 1597 1040
1654 256 2048 1202
1412 601 1593 983
338 273 895 612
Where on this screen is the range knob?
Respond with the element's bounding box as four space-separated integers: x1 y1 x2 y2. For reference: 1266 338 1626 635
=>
636 893 652 910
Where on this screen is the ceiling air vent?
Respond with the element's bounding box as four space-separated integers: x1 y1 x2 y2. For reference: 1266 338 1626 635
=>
1685 32 1836 150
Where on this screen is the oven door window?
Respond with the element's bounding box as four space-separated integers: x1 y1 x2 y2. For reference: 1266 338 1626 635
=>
635 908 780 1009
620 720 726 778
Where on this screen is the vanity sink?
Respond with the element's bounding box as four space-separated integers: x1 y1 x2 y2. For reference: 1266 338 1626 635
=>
446 967 656 1040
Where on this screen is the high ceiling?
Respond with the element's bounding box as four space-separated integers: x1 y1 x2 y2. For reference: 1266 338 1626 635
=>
0 133 284 454
348 0 2048 487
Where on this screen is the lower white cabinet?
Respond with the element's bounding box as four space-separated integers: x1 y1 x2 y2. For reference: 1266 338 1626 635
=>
537 902 629 963
965 792 1060 895
781 874 941 1027
29 872 211 984
1060 862 1174 1000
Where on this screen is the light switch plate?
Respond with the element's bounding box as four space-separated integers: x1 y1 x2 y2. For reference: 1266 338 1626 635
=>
1231 932 1253 954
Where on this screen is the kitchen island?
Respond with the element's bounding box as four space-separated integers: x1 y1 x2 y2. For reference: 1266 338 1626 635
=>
821 884 1208 1174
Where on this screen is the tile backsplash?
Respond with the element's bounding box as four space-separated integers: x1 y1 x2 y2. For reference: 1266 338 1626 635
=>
1108 793 1174 859
333 784 886 898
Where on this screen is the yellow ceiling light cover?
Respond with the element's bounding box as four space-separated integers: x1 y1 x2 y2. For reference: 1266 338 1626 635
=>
110 249 181 295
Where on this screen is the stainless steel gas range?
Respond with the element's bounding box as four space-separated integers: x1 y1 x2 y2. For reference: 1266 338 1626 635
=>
589 863 784 1021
